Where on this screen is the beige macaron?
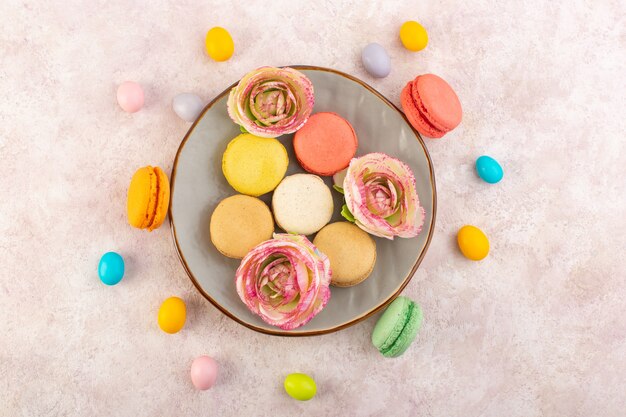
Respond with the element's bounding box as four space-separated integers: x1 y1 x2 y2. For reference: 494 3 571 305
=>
210 194 274 259
313 222 377 287
272 174 333 235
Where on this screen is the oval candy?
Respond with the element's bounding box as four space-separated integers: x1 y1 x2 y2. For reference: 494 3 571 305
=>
457 225 490 261
476 155 503 184
98 252 125 286
361 43 391 78
284 373 317 401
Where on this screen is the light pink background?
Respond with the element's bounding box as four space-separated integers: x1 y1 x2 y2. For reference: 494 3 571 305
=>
1 1 625 416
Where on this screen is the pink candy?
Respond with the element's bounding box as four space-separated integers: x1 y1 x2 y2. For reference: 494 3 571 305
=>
190 355 218 390
116 81 144 113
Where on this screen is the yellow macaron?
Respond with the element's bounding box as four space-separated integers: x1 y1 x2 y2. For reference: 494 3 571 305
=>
210 194 274 259
222 133 288 196
127 166 170 231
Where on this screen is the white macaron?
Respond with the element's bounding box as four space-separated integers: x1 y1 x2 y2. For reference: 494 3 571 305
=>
272 174 334 235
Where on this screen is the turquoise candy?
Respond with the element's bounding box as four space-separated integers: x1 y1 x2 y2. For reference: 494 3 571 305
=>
475 155 503 184
98 252 125 286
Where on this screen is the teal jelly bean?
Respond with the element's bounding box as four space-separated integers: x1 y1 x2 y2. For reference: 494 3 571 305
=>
98 252 125 285
476 155 503 184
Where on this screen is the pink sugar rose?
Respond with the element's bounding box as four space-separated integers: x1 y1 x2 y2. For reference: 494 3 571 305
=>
235 234 331 330
342 152 425 240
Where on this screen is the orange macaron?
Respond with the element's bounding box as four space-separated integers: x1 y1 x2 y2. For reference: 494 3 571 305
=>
293 112 357 176
127 166 170 231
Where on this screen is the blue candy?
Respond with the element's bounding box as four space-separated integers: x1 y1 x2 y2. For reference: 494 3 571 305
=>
475 156 503 184
98 252 125 286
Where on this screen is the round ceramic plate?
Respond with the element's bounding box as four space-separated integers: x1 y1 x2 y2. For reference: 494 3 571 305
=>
170 66 436 336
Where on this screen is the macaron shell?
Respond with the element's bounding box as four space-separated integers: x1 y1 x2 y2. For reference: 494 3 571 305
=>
293 112 358 176
222 134 289 197
127 166 157 229
413 74 462 132
210 194 274 259
147 166 170 231
272 174 333 235
401 82 445 139
312 222 376 287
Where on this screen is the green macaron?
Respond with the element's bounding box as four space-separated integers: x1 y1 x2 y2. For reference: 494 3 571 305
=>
371 296 423 358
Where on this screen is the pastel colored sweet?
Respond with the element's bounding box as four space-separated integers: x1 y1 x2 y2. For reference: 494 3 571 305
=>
157 297 186 334
313 222 376 287
457 225 490 260
372 296 423 358
342 153 425 239
222 133 288 196
475 155 504 184
293 112 358 176
117 81 144 113
235 234 331 330
127 166 170 231
205 27 234 62
227 67 314 138
400 21 428 52
190 356 218 390
98 252 125 286
362 43 391 78
401 74 462 139
172 93 204 122
284 373 317 401
272 174 333 235
210 194 274 259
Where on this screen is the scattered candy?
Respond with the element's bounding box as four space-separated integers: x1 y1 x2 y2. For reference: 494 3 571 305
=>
475 155 503 184
400 21 428 52
98 252 125 285
361 43 391 78
284 373 317 401
190 356 218 390
172 93 204 122
158 297 186 334
116 81 144 113
457 225 490 261
205 27 234 62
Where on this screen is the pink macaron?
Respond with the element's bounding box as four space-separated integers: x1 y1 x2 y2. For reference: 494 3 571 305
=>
401 74 462 139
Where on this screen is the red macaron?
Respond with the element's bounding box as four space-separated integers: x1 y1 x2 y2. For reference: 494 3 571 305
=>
401 74 462 139
293 112 358 176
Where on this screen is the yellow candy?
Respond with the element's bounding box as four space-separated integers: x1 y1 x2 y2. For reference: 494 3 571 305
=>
400 21 428 52
205 27 234 62
158 297 186 334
457 225 489 261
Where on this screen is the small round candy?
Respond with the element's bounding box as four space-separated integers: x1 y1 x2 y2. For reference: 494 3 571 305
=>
400 21 429 52
158 297 186 334
457 225 490 261
361 43 391 78
172 93 204 122
284 373 317 401
205 27 234 62
116 81 144 113
475 155 504 184
190 356 218 390
98 252 125 285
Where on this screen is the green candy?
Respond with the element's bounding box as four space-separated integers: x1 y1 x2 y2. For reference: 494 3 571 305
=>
284 373 316 401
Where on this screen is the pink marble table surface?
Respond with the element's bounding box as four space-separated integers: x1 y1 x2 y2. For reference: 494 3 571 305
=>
1 1 625 416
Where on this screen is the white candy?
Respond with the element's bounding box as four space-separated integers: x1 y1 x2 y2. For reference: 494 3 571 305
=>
172 93 204 122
